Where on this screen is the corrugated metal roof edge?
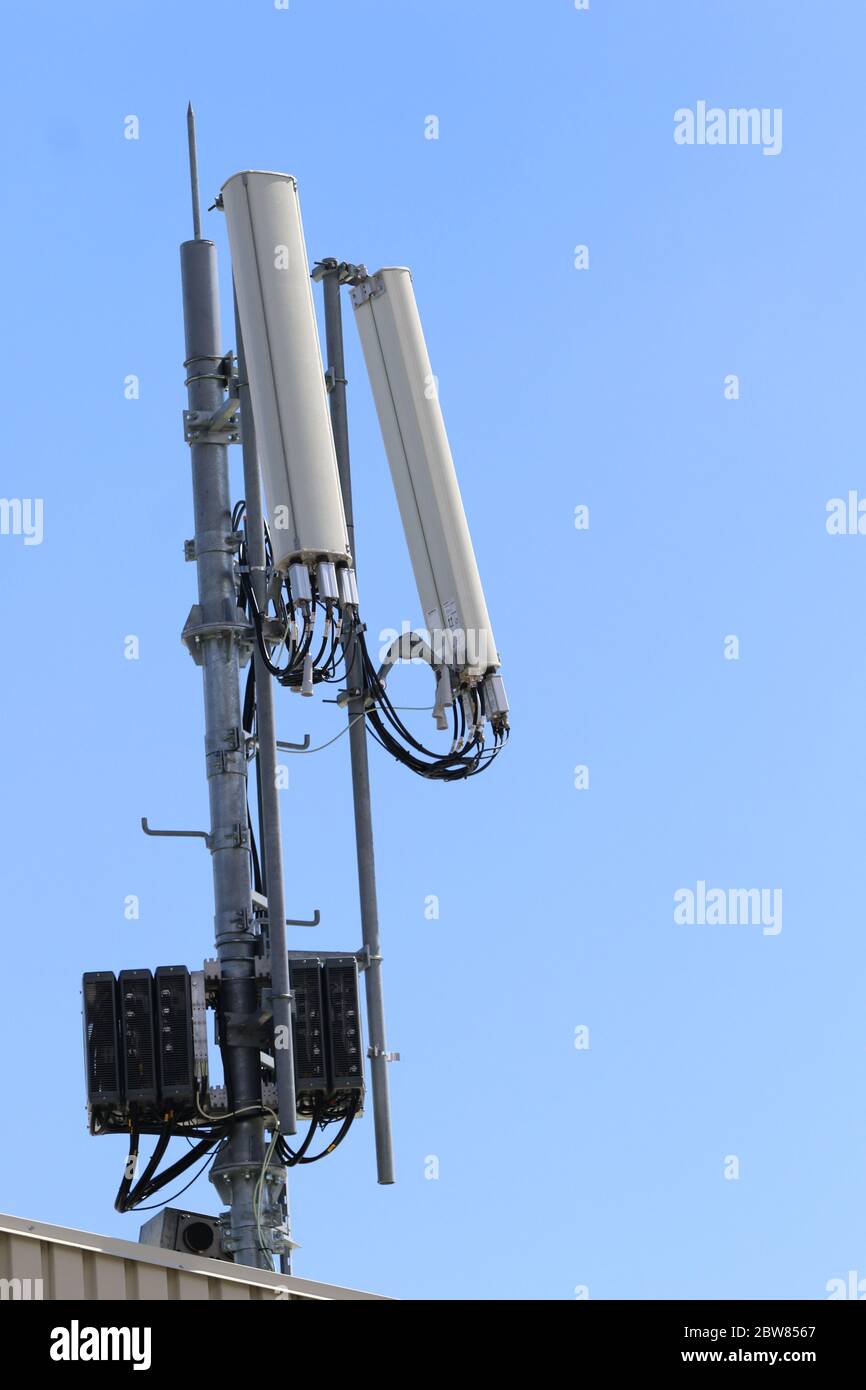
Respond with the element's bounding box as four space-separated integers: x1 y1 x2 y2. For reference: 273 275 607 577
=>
0 1212 391 1301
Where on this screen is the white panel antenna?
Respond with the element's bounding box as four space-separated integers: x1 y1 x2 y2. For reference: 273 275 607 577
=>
351 267 507 726
222 171 352 575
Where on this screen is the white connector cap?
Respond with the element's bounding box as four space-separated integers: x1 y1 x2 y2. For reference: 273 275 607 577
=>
316 560 339 602
433 666 453 730
483 672 509 726
337 564 360 608
289 562 312 606
301 653 314 697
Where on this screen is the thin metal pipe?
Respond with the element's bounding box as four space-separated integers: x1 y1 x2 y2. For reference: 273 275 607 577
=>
235 293 299 1144
320 264 395 1184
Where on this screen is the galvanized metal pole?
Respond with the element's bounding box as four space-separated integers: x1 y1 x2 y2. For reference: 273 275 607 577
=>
320 262 395 1184
234 295 298 1274
180 106 272 1268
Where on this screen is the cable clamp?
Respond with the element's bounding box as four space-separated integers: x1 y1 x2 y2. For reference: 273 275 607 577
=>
183 349 235 389
205 726 245 778
185 530 244 561
209 823 250 853
324 369 348 394
356 946 382 971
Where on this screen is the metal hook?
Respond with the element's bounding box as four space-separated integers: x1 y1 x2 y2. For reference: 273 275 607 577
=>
276 734 311 751
285 909 321 928
141 816 209 843
251 891 319 928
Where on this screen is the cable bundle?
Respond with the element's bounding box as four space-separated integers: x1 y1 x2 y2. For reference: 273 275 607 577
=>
235 499 507 783
276 1095 360 1168
357 629 507 781
114 1118 229 1214
234 500 347 694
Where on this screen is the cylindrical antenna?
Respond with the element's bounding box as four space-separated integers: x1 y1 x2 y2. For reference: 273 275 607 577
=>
187 102 202 240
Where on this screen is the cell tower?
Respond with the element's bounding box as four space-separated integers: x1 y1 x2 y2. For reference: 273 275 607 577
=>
81 110 509 1272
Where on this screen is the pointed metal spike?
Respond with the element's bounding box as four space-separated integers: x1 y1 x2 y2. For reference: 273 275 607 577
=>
186 102 201 239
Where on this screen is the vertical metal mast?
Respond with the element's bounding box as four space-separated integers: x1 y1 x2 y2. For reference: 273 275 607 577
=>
179 104 273 1268
319 260 396 1184
233 298 297 1142
234 295 298 1273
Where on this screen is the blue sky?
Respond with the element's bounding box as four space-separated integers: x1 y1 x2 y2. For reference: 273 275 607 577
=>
2 0 865 1300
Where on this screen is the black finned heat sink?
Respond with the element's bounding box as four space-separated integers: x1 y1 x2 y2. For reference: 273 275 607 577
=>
82 972 122 1121
324 958 364 1093
154 965 195 1112
289 958 328 1114
118 968 158 1111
